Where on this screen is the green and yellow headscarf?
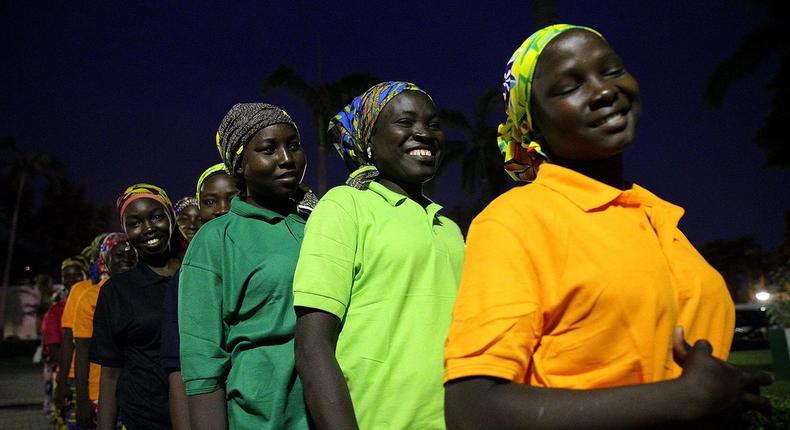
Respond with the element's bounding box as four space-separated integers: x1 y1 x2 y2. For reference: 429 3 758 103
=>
498 24 602 182
195 163 228 202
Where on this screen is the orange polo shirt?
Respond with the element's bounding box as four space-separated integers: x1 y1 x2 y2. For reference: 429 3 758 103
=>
61 279 93 379
73 278 108 401
444 164 734 388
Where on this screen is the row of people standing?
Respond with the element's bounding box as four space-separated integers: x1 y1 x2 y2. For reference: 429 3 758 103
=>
69 23 770 430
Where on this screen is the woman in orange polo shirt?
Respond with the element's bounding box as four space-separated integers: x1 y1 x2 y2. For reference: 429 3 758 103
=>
444 24 772 429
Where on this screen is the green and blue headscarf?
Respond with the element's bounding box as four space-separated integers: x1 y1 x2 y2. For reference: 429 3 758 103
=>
498 24 602 182
329 81 429 189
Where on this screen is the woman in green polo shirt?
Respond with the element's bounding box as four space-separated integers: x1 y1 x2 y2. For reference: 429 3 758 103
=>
178 103 317 430
293 81 465 429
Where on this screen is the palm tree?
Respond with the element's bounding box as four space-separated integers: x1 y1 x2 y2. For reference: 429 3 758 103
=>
704 0 790 167
439 89 510 204
261 66 379 195
0 137 62 333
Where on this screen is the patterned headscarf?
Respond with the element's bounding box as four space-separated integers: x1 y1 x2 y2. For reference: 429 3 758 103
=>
196 163 228 201
174 197 199 217
82 233 108 283
116 183 174 230
329 81 429 189
97 232 129 279
216 103 299 176
498 24 602 182
61 255 89 273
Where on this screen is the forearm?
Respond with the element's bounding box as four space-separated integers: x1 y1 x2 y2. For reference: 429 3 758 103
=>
58 329 75 385
168 372 192 430
74 339 91 405
96 367 120 430
294 316 358 430
187 388 227 430
445 377 698 430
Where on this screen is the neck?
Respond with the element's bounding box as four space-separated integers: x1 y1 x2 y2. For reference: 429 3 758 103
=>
141 249 178 277
245 193 296 217
376 177 429 207
553 154 628 190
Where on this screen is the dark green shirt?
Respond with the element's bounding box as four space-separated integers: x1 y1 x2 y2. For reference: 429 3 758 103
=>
179 197 309 429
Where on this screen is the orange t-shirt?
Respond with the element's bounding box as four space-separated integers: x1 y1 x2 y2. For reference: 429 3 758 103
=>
73 278 108 401
444 164 734 388
61 279 93 378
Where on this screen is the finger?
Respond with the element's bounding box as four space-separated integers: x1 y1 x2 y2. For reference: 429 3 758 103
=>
672 326 689 365
691 339 713 355
743 370 774 388
742 392 773 415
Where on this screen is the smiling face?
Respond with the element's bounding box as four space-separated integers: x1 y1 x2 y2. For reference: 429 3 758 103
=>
176 205 201 241
123 198 172 259
370 91 444 185
107 240 137 276
530 29 641 161
236 123 306 206
199 172 238 221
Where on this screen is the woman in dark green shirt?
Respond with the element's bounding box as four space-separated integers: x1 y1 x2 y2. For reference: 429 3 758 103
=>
179 103 316 430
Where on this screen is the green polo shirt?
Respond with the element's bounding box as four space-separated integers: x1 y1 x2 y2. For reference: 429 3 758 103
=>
293 182 465 430
179 197 309 430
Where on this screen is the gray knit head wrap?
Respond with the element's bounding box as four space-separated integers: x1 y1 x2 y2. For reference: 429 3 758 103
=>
215 103 299 176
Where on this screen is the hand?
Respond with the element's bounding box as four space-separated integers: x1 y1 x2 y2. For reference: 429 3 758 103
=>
76 396 93 429
673 326 773 420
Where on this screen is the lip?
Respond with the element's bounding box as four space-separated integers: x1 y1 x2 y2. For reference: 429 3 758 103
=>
140 235 165 248
275 171 300 181
404 144 437 160
589 107 629 129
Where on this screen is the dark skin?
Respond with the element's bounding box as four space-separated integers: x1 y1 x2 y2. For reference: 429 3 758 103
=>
75 240 136 428
295 90 444 429
198 173 238 222
54 264 87 410
97 198 180 430
176 205 202 242
187 123 306 430
444 29 772 430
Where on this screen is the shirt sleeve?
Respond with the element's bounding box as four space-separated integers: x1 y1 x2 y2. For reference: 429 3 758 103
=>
179 261 227 395
444 212 544 384
89 282 124 367
293 190 358 319
160 271 181 372
72 289 93 338
60 282 86 329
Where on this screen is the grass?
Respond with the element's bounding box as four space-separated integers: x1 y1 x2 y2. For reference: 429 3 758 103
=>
730 348 790 429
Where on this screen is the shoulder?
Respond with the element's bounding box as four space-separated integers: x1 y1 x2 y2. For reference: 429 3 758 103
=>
310 186 364 218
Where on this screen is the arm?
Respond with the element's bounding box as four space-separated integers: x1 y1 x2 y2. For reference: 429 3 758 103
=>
168 371 192 430
55 328 74 409
96 366 120 430
295 308 358 430
187 389 227 430
74 338 93 428
445 331 773 430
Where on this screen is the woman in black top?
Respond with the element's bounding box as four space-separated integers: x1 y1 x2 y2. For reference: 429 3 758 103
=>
90 183 181 430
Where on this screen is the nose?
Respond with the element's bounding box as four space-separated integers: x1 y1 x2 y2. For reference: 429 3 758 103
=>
215 200 231 216
276 145 295 167
589 78 618 110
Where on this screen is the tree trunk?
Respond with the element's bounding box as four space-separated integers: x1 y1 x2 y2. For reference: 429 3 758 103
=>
0 170 27 336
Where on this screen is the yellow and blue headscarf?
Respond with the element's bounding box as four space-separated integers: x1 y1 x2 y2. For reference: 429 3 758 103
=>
498 24 602 182
61 255 89 274
329 81 429 189
195 163 228 202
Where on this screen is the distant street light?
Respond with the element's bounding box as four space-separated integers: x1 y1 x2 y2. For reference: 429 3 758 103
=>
755 291 771 302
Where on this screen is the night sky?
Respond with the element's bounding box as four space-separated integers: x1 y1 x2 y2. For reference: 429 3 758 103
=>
3 1 788 250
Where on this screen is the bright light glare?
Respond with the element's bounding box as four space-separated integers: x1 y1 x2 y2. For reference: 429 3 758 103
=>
755 291 771 302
